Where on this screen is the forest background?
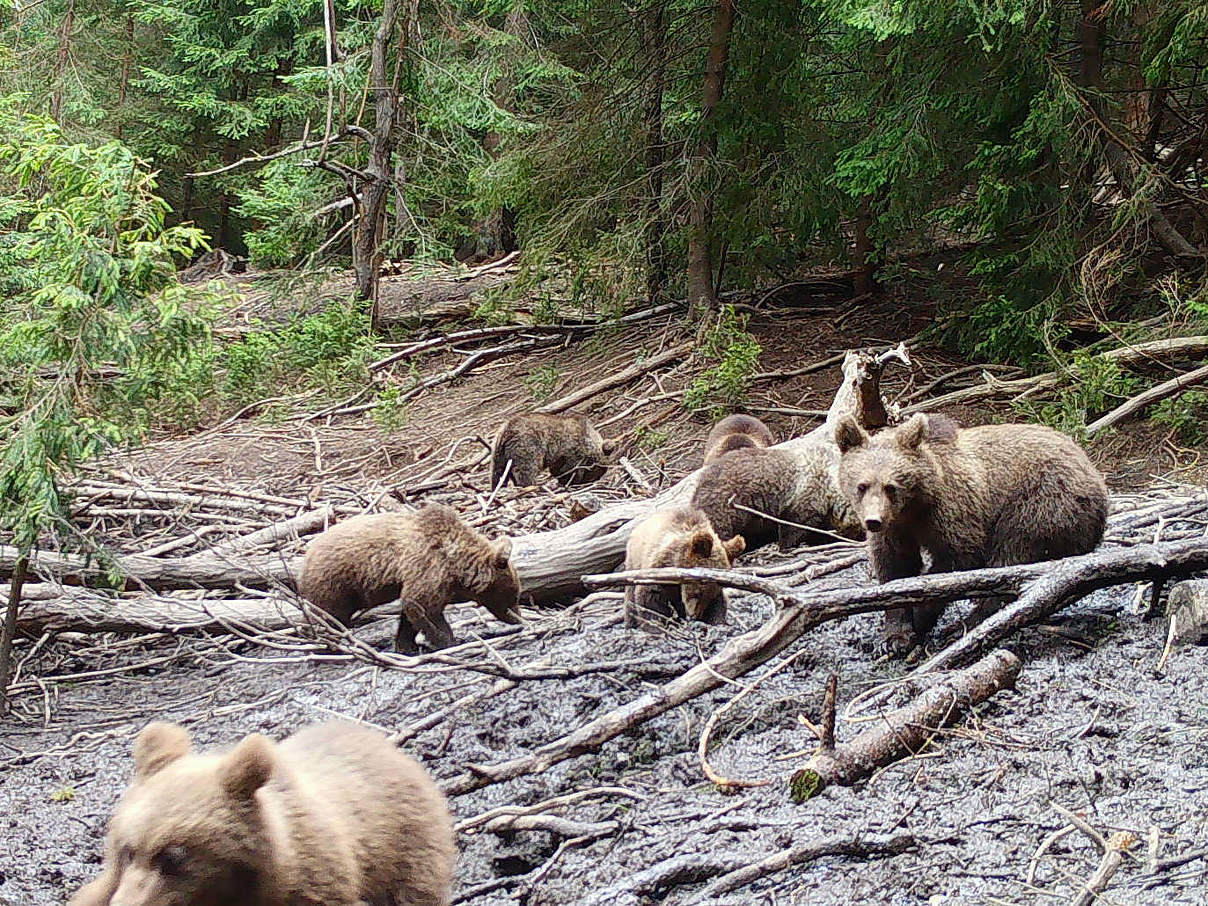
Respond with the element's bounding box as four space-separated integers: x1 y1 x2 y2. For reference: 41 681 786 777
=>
0 0 1206 584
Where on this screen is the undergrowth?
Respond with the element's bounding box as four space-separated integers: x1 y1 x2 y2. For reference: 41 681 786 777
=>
684 305 762 417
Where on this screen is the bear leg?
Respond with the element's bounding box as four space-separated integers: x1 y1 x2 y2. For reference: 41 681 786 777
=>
405 603 456 650
394 614 420 654
624 585 680 629
869 532 924 656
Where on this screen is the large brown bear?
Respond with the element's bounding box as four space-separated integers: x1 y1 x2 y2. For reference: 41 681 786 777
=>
490 412 612 487
835 412 1109 654
299 503 522 653
691 446 858 551
70 721 455 906
702 414 775 464
623 507 746 628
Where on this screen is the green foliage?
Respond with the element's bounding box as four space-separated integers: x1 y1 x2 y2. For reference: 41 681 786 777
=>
634 426 668 451
684 305 762 415
1152 391 1208 445
372 386 411 432
1017 354 1143 435
0 102 215 550
523 364 560 402
222 300 373 402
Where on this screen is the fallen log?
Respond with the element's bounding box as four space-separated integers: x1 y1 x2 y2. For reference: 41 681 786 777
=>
14 590 304 635
1084 361 1208 436
0 545 298 591
787 649 1021 801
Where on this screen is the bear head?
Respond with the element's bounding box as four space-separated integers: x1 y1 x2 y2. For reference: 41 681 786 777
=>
469 536 524 624
678 528 745 620
99 722 278 906
834 413 950 534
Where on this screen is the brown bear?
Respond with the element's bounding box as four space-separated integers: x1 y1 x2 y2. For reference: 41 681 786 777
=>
691 445 859 551
490 412 613 487
702 414 775 465
835 412 1109 654
298 503 522 654
623 507 746 628
70 720 455 906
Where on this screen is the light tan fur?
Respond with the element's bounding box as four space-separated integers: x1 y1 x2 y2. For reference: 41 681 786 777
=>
836 412 1109 653
70 721 456 906
702 414 775 465
299 503 521 653
490 412 612 487
622 507 745 628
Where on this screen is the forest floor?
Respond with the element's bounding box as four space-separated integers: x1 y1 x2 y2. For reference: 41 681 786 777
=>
2 266 1208 905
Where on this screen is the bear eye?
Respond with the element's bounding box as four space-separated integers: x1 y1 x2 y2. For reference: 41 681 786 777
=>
856 482 869 496
154 845 190 878
884 483 898 497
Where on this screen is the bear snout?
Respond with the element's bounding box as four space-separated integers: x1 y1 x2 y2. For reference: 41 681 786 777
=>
863 517 884 533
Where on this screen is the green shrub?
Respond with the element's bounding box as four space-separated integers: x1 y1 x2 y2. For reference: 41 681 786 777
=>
684 305 763 416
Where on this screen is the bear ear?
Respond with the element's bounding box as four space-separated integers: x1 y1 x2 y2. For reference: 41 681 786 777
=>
688 530 714 560
723 534 746 560
896 413 929 451
491 536 513 569
221 734 275 801
133 722 191 780
834 417 868 454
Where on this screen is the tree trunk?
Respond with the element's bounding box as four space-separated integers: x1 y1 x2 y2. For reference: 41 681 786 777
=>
354 0 403 325
852 194 880 295
0 556 28 713
642 0 670 304
685 0 736 320
50 0 76 124
1076 0 1201 259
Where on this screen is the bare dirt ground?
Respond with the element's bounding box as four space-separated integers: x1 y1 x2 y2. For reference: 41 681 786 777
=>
2 275 1208 905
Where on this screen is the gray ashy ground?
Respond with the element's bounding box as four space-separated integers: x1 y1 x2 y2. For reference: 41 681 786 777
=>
2 561 1207 905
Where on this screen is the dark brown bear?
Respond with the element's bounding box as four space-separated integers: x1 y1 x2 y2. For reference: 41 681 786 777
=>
835 412 1109 654
691 445 858 551
702 414 775 465
622 507 746 628
70 721 455 906
298 503 522 653
490 412 612 487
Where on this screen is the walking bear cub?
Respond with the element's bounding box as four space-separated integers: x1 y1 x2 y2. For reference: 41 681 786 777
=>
69 721 456 906
490 412 613 487
702 414 775 464
299 503 522 653
623 507 746 628
835 412 1109 654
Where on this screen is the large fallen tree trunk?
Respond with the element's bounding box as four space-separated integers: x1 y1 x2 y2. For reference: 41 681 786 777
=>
441 535 1208 797
510 345 904 602
788 649 1021 800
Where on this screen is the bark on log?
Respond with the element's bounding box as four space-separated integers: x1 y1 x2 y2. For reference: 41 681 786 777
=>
788 650 1020 800
15 591 304 635
1084 361 1208 436
512 346 901 602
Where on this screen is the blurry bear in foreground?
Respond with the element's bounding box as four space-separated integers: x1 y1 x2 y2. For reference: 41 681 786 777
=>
70 721 455 906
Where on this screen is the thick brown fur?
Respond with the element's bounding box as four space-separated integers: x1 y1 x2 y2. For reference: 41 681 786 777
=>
299 503 522 654
490 412 612 487
702 414 775 465
70 721 456 906
835 412 1109 654
691 446 858 551
622 507 746 628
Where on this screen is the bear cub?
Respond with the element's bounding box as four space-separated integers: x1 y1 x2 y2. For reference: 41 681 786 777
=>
70 721 456 906
623 506 746 628
490 412 613 487
835 412 1109 654
299 503 522 653
702 414 775 465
